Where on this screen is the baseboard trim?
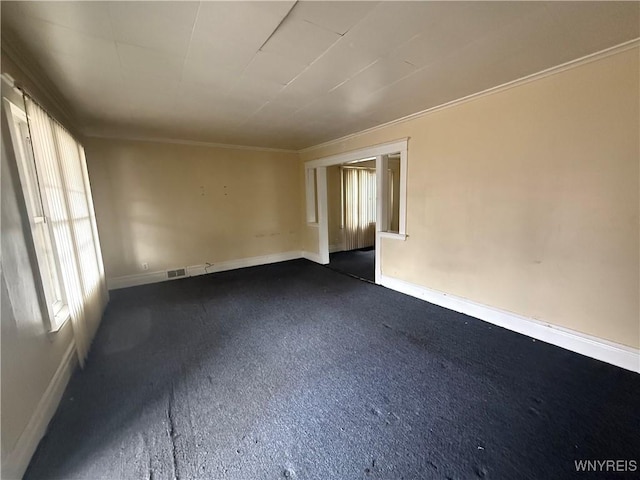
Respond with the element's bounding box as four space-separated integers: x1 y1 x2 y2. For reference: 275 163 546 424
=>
380 274 640 373
301 250 323 264
107 251 303 290
107 270 172 290
186 251 302 277
2 340 77 479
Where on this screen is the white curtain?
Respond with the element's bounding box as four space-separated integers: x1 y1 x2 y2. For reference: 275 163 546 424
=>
25 96 108 365
343 167 376 250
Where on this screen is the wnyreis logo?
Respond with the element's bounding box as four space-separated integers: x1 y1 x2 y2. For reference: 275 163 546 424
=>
574 460 637 472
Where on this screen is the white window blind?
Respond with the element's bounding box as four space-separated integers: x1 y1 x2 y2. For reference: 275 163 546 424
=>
342 166 377 250
25 96 108 364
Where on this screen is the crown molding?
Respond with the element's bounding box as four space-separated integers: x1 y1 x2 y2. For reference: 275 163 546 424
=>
3 28 636 155
299 38 640 154
83 131 298 154
1 32 79 132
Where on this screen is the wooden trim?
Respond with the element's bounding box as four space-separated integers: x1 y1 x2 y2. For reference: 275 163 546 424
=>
2 340 78 479
380 274 640 373
107 251 303 289
299 39 640 153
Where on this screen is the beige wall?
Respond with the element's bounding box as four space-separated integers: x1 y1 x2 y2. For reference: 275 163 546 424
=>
84 138 301 280
1 115 76 475
326 165 344 250
300 47 639 348
1 50 77 476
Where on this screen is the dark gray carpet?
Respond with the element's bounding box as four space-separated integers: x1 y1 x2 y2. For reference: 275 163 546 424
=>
25 259 639 480
328 248 375 282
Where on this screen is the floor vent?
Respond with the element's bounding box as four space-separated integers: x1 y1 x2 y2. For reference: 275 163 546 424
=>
167 268 186 278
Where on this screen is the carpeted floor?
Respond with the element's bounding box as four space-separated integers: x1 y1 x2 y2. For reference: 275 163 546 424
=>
328 248 375 282
25 259 639 480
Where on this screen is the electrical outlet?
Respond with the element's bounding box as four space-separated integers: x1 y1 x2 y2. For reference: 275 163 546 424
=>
142 262 149 271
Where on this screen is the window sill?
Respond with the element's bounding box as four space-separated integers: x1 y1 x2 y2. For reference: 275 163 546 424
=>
50 305 70 333
379 232 407 240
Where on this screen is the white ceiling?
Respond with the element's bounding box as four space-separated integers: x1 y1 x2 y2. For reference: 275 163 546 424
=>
2 1 638 150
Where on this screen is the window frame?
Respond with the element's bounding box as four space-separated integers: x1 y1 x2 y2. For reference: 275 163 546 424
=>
304 138 408 237
3 98 70 331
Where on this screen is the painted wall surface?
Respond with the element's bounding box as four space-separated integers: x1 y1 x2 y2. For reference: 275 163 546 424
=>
84 138 301 280
1 144 75 472
1 51 76 474
326 165 344 251
300 48 639 348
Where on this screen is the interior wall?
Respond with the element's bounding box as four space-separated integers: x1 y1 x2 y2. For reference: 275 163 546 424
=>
326 165 344 251
1 51 76 474
84 137 301 280
300 47 639 348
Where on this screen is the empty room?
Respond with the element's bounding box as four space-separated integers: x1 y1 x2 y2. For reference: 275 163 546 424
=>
1 1 639 479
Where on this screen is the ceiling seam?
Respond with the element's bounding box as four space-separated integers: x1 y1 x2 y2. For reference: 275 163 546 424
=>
265 2 394 117
257 1 299 52
105 4 130 123
241 2 382 125
299 38 640 153
178 1 202 85
80 37 639 153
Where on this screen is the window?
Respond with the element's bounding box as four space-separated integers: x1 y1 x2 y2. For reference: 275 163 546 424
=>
379 153 402 235
3 82 108 361
3 99 69 330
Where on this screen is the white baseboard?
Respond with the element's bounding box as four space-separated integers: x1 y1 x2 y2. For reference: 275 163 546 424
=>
301 250 323 264
107 251 303 290
107 270 169 289
186 251 302 277
2 340 77 479
380 274 640 373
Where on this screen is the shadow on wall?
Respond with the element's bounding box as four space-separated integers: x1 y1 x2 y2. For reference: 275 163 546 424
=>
86 140 301 279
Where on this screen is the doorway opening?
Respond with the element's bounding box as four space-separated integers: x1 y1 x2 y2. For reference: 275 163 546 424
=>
326 158 377 282
304 138 408 285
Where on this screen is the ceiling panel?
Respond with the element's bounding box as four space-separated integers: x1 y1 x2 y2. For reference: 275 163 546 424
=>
552 2 640 55
240 102 301 132
1 1 637 150
242 51 307 86
192 1 292 52
229 75 286 104
185 37 256 77
329 56 417 107
260 16 341 66
116 43 185 82
41 49 122 91
107 1 199 56
123 73 180 111
16 0 114 40
284 39 380 96
288 1 378 35
17 16 120 68
340 2 434 57
181 59 239 95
